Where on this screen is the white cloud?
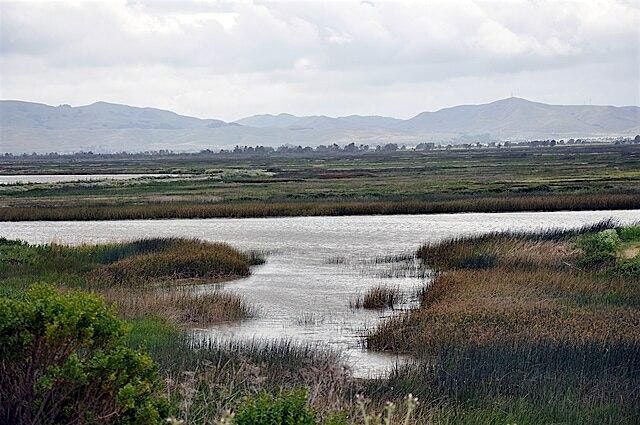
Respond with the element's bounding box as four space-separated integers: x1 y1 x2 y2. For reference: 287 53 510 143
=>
0 0 638 120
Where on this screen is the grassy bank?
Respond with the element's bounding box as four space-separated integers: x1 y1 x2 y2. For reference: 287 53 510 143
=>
365 221 640 423
0 237 261 327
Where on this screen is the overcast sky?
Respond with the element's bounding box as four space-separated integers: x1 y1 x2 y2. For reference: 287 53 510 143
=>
1 0 639 121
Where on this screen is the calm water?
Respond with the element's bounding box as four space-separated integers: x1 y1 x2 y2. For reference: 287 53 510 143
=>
1 210 638 376
0 174 180 184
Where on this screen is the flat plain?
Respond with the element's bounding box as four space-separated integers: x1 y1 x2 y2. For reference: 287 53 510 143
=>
1 144 639 220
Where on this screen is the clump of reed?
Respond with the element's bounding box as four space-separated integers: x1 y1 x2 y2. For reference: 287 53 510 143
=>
295 312 325 326
91 239 253 286
351 286 402 310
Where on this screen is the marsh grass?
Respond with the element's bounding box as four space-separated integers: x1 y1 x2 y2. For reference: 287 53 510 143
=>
137 333 352 424
1 193 639 221
295 312 326 326
351 286 402 310
364 221 640 421
102 287 255 326
0 237 261 327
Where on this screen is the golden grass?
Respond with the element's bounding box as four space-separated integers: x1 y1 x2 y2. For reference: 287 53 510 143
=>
90 239 252 286
368 227 640 352
102 287 254 327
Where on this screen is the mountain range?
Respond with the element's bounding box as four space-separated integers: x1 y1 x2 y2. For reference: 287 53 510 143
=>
1 97 638 153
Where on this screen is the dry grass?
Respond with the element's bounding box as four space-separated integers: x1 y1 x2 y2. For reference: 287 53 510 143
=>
102 287 254 327
1 192 638 221
90 239 253 286
361 223 640 420
369 223 640 351
368 268 640 351
0 237 261 327
351 285 401 310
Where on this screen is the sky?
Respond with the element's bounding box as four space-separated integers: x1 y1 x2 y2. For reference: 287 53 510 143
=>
1 0 639 121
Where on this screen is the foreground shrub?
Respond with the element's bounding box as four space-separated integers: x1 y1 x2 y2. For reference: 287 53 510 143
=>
0 285 168 424
617 225 640 242
233 390 318 425
577 229 621 268
614 256 640 277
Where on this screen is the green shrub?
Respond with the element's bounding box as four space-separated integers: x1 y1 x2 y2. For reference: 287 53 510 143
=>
233 390 317 425
0 285 168 424
576 229 621 267
617 225 640 242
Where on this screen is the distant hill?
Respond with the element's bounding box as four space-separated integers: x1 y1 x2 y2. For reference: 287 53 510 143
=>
1 98 638 153
401 97 640 136
1 100 228 130
235 113 402 130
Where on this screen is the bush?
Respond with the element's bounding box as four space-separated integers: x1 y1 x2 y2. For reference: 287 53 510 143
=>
577 229 621 267
0 285 168 424
614 257 640 278
233 390 317 425
617 225 640 242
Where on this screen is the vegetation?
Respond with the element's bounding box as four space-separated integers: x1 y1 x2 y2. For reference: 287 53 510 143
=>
1 144 638 220
350 286 401 310
232 390 322 425
0 285 168 424
365 221 640 423
2 222 639 423
0 237 260 327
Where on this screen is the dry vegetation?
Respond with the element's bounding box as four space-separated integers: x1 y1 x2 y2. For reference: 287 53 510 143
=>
350 285 401 310
1 192 638 221
364 221 640 422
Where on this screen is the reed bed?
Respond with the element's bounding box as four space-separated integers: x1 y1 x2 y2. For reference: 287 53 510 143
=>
91 240 253 286
1 192 638 221
138 334 353 423
364 222 640 421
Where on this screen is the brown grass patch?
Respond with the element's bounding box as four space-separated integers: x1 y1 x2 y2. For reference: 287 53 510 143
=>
90 239 252 286
102 287 254 326
368 226 640 353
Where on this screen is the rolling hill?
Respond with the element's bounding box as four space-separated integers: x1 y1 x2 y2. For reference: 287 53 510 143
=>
1 98 638 153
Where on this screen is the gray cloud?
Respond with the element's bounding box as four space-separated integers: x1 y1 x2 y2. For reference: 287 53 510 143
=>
0 0 638 120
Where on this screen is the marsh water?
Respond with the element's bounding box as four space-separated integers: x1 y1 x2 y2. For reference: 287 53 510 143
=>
1 210 638 376
0 174 180 184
